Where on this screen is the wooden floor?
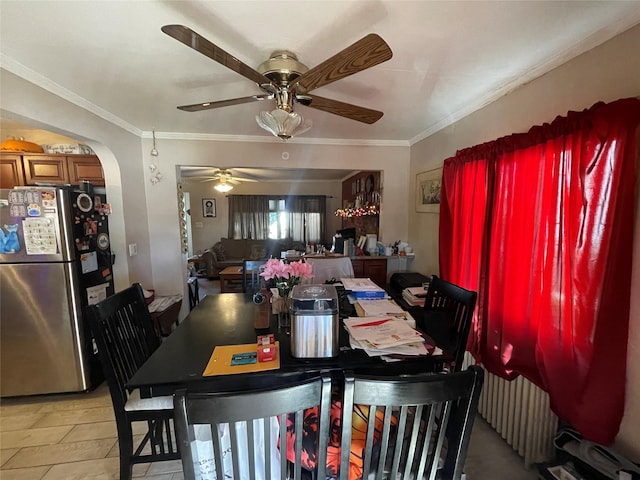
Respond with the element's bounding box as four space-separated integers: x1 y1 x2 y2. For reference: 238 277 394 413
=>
0 278 538 480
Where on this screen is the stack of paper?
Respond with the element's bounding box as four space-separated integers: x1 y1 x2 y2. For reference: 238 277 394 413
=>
402 286 428 307
344 316 429 357
356 298 416 327
341 277 386 299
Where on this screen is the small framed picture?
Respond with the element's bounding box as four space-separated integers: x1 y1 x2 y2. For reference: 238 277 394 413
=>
202 198 216 217
416 168 442 213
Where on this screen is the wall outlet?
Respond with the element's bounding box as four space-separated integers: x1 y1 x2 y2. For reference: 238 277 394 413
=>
128 243 137 256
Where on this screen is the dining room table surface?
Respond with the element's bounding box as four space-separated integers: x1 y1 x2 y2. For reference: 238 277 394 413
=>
127 292 452 396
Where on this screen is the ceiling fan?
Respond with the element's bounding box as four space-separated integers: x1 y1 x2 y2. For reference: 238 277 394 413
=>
196 168 257 184
183 168 256 192
161 25 393 139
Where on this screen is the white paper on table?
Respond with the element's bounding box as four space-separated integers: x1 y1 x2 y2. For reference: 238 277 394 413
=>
357 299 404 316
362 341 430 357
344 316 422 349
341 277 383 291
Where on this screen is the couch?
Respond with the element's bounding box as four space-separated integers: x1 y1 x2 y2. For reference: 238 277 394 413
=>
199 238 303 278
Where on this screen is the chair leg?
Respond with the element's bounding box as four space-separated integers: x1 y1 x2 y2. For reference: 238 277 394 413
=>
118 437 134 480
116 421 134 480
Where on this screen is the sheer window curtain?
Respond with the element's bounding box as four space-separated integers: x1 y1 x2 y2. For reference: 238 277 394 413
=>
439 98 640 444
228 195 326 243
227 195 270 239
286 196 326 244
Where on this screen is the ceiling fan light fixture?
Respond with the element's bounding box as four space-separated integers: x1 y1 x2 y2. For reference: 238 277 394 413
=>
214 181 233 193
256 109 312 140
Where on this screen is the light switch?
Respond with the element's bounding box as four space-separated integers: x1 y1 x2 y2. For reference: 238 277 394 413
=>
195 222 203 228
128 243 137 256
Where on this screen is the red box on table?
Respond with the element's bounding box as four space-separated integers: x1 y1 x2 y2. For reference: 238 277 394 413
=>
257 334 276 362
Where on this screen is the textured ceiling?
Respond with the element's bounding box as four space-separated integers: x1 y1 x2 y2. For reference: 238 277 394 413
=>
2 0 639 146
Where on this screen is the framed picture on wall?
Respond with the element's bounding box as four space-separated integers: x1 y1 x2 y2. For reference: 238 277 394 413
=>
202 198 216 217
416 168 442 213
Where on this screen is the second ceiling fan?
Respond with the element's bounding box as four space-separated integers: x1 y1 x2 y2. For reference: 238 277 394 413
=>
161 25 393 139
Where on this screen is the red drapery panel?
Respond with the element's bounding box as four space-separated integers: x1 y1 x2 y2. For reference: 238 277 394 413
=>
439 150 490 356
439 98 640 443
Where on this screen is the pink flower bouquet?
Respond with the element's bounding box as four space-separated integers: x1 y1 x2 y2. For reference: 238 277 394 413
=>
259 258 313 299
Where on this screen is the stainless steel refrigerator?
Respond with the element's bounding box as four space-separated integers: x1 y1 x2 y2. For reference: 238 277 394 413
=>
0 185 114 397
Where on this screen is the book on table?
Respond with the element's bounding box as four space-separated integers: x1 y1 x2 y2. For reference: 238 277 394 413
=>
402 289 426 307
340 277 386 299
405 286 428 297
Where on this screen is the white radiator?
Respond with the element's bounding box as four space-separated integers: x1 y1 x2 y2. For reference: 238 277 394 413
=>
463 352 558 466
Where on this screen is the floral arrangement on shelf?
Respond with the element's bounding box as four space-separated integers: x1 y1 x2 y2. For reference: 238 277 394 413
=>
334 205 379 217
259 258 314 299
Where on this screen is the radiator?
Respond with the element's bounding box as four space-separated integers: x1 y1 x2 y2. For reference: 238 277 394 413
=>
463 352 558 466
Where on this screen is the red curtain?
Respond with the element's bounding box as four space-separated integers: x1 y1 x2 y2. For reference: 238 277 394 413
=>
439 98 640 444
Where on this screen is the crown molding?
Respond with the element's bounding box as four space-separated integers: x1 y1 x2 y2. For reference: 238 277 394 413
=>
141 130 409 147
1 54 143 137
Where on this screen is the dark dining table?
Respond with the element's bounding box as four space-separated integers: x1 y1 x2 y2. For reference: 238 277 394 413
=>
127 292 451 396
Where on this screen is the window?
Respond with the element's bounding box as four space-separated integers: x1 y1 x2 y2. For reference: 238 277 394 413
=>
439 98 640 444
229 195 326 244
268 199 287 239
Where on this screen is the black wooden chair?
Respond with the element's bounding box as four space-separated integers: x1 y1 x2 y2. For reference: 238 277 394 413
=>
242 259 268 293
421 275 477 372
174 374 332 480
86 283 180 480
187 276 199 310
339 366 484 480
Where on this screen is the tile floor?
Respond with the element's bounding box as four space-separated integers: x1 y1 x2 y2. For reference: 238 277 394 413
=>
0 278 540 480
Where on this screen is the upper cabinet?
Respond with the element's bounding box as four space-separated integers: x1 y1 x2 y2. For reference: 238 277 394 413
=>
1 153 104 187
0 153 26 189
23 155 70 185
66 155 105 185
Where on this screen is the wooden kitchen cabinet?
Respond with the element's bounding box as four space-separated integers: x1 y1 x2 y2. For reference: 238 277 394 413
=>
22 155 70 185
0 153 26 189
67 155 105 186
1 153 104 187
351 257 387 287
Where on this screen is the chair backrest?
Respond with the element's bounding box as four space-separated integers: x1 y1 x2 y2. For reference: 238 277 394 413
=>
304 256 355 284
423 275 477 371
86 283 161 412
243 259 268 293
174 374 332 480
340 366 484 480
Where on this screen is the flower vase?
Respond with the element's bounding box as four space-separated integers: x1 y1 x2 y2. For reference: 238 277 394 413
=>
277 292 292 329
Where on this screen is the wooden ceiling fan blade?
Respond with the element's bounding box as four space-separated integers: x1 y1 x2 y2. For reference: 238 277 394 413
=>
292 33 392 93
177 94 272 112
303 94 383 124
162 25 275 88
